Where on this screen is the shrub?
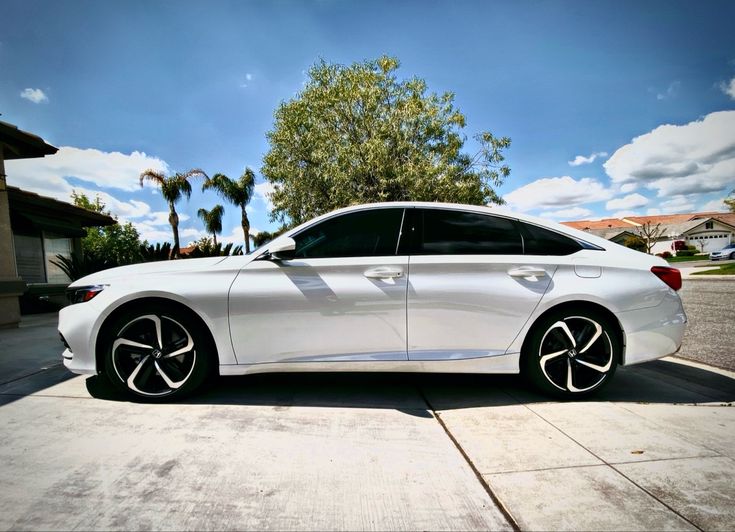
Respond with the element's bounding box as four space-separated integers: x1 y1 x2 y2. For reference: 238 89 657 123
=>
660 251 672 259
677 249 695 257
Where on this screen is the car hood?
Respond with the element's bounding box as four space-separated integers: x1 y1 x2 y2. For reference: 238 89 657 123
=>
69 256 233 287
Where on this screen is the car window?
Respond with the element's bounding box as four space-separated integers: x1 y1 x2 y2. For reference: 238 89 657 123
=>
293 208 404 258
413 209 523 255
519 222 583 256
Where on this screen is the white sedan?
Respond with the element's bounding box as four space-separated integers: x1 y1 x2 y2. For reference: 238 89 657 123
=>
59 202 686 400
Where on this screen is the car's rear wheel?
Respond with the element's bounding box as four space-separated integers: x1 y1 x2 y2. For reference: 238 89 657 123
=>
102 305 213 401
522 309 619 397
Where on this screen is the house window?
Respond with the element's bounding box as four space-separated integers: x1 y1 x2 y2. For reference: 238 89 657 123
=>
705 221 714 229
43 233 72 283
13 234 46 283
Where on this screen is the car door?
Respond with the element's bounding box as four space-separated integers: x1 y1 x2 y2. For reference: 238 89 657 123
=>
228 207 409 365
406 207 556 360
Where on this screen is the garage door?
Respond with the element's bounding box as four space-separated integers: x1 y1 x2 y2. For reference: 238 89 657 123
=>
687 233 731 253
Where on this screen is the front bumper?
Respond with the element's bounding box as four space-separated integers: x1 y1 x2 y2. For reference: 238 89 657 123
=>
58 300 102 375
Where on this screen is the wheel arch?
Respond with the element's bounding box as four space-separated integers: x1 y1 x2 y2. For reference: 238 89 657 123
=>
520 300 626 365
94 296 220 375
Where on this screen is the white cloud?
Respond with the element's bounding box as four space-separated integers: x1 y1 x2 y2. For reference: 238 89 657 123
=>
659 195 696 213
611 210 641 218
538 207 593 220
6 146 169 194
699 198 729 212
246 73 253 81
656 81 680 100
568 151 608 166
605 193 649 211
620 183 638 193
254 181 276 210
504 176 612 211
603 111 735 197
20 88 48 104
646 208 662 216
720 77 735 99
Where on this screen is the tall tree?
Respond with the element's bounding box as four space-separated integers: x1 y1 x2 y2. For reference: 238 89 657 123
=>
725 189 735 213
262 55 511 226
197 204 225 245
139 168 207 258
202 169 256 253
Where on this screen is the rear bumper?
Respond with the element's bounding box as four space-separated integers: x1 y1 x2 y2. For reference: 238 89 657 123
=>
618 289 687 366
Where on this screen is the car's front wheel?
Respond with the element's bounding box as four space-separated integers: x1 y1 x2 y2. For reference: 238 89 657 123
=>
102 305 213 401
522 309 620 397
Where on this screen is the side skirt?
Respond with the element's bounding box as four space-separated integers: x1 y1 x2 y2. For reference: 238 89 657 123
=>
219 353 520 376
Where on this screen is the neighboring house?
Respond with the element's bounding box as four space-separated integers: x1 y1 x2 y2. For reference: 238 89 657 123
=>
0 120 115 326
562 212 735 254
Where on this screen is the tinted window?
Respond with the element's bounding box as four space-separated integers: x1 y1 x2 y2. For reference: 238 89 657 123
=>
293 208 404 258
414 209 523 255
520 222 583 255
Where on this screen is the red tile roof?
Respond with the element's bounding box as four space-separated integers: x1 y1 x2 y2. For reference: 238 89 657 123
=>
561 211 735 231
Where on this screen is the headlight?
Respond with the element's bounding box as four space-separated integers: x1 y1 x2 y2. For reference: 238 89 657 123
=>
67 285 107 304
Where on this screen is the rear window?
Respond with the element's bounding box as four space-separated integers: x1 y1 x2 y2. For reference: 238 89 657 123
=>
520 222 583 256
413 209 523 255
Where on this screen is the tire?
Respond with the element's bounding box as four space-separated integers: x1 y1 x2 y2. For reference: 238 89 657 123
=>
522 308 620 398
102 304 214 401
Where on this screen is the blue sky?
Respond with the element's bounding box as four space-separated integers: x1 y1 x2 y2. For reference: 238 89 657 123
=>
2 0 735 244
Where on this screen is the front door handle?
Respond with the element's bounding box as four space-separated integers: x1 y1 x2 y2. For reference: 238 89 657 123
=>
364 266 404 279
508 266 547 279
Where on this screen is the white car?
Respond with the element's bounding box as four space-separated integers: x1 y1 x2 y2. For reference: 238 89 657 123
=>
710 243 735 261
59 202 686 401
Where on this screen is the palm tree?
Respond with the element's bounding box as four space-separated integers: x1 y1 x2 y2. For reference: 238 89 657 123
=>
202 168 256 253
197 205 225 246
139 168 208 258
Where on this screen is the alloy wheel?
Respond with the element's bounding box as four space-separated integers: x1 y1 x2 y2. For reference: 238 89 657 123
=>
111 314 197 397
537 316 613 393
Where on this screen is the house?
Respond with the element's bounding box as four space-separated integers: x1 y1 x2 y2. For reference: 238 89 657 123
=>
562 212 735 254
0 120 115 327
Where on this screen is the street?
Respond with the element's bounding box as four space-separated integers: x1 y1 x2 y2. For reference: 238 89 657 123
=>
678 278 735 371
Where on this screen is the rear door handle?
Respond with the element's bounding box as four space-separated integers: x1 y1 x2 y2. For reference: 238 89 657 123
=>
364 266 404 279
508 266 547 279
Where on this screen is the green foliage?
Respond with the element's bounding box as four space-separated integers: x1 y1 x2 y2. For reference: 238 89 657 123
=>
203 169 256 253
197 204 225 245
51 252 117 281
184 237 243 258
71 192 143 266
725 189 735 213
262 55 511 225
623 235 646 252
251 226 288 248
139 242 172 262
676 249 696 257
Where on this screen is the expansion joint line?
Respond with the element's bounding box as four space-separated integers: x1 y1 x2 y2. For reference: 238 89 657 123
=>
416 383 521 532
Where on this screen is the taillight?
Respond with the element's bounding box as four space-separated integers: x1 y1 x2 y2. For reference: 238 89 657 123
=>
651 266 682 291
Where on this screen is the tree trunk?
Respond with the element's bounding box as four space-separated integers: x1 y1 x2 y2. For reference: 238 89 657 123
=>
241 206 251 254
169 205 180 259
213 233 218 246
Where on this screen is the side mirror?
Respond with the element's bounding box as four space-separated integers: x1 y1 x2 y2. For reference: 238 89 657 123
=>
268 237 296 261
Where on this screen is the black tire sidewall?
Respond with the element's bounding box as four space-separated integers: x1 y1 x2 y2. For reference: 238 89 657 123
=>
522 308 620 398
102 304 213 402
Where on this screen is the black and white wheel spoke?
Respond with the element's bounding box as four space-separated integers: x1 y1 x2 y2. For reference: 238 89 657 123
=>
111 314 197 397
539 316 613 393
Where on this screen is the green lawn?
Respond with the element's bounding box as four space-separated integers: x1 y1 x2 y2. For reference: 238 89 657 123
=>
667 254 709 263
692 263 735 275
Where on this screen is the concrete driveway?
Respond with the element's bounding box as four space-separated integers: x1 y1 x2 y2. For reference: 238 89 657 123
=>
0 316 734 531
